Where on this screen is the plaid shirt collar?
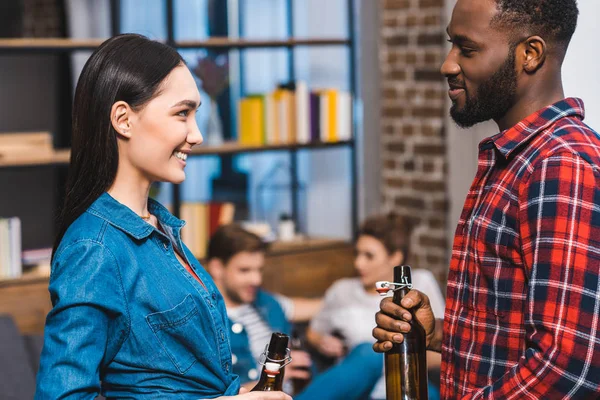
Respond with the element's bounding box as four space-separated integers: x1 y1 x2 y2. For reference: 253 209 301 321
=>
482 97 585 159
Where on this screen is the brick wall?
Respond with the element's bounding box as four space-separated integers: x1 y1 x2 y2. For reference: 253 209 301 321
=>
378 0 449 284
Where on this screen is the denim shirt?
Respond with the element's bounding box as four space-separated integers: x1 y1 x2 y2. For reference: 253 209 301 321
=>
35 193 240 399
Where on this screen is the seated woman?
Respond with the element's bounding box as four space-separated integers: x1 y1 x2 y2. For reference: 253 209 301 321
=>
301 213 446 400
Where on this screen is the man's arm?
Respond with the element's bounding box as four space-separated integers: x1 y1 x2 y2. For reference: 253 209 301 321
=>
465 154 600 399
290 297 323 322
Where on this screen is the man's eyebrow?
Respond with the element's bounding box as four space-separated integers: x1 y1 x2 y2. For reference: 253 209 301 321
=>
171 99 200 108
446 28 479 46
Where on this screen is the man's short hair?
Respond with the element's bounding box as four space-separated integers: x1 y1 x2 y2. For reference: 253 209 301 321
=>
491 0 578 48
207 224 268 265
357 213 412 263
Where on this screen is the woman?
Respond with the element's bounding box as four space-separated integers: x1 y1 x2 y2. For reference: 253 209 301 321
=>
302 213 445 400
35 34 290 400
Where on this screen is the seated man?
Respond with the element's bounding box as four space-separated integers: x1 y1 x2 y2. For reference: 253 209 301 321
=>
304 213 445 400
206 224 320 392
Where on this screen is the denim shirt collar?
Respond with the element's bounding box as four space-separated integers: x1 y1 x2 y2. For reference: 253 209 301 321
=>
88 192 185 240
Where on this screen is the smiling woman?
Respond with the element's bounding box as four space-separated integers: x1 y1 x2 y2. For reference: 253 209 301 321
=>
34 34 291 400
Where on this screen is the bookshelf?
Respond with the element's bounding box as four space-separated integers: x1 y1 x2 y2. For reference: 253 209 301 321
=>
0 0 358 309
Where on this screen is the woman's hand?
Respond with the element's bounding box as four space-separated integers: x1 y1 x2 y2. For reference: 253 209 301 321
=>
216 387 292 399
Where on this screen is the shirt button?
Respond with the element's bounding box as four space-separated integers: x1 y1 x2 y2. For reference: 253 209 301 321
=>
220 330 225 341
231 323 243 334
163 243 168 250
226 363 230 372
232 354 238 365
248 368 258 380
212 293 217 300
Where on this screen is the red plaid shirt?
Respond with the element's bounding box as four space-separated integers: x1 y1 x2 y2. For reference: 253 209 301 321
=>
441 98 600 399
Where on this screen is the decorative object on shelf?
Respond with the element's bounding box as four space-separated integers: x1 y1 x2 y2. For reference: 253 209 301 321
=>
277 213 295 242
193 54 229 146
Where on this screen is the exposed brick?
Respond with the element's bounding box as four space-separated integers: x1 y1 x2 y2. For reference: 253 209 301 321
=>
414 143 445 155
417 33 444 46
384 159 397 169
423 124 443 137
419 0 444 8
412 180 446 192
433 199 449 211
415 68 444 82
386 70 408 81
423 161 436 173
386 178 407 188
382 106 407 117
402 125 415 136
428 217 445 229
423 14 441 26
383 0 410 9
406 52 418 64
387 143 406 153
404 160 416 171
413 106 444 118
395 196 426 209
425 51 441 65
419 235 447 248
406 15 419 27
385 34 409 46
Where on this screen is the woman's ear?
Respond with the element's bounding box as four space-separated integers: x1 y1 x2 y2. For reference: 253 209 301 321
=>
111 101 133 138
389 250 404 267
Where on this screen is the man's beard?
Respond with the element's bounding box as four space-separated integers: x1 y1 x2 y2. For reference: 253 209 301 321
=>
450 49 517 128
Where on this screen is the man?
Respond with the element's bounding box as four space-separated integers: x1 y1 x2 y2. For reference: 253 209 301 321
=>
206 224 320 391
373 0 600 398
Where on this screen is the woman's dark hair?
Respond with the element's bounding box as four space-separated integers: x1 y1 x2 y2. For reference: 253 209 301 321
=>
207 224 269 265
53 34 184 256
357 213 412 263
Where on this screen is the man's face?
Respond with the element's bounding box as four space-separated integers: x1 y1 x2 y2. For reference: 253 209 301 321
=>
442 0 518 128
220 251 265 306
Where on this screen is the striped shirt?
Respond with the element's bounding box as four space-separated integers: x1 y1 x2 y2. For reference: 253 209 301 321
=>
442 98 600 399
228 294 294 363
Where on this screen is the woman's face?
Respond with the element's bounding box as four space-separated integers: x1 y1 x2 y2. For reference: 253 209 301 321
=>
354 235 400 290
120 64 203 185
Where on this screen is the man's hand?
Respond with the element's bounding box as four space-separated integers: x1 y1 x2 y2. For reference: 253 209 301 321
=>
285 350 312 381
372 289 442 353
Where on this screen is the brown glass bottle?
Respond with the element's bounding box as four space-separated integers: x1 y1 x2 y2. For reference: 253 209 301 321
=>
251 332 290 392
385 265 428 400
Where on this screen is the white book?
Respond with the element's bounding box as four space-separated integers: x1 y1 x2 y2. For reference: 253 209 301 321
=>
295 81 310 144
0 219 8 278
336 91 352 141
9 217 22 278
264 93 276 145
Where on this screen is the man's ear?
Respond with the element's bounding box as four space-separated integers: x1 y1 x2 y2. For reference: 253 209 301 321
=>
111 101 133 138
519 36 547 74
206 258 225 283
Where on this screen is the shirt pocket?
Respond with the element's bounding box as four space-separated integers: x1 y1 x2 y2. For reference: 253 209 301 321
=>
145 294 211 374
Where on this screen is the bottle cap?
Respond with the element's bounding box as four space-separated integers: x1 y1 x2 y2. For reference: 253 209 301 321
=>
265 362 281 375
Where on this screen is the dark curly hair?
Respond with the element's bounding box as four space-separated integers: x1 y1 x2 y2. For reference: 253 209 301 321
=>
491 0 578 50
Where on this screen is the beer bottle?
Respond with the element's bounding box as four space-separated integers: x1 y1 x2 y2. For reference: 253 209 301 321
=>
384 265 428 400
290 330 311 395
251 332 290 392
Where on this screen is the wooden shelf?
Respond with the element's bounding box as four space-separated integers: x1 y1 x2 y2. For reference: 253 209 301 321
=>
190 140 353 156
0 141 352 168
0 237 350 287
0 149 70 167
0 37 350 52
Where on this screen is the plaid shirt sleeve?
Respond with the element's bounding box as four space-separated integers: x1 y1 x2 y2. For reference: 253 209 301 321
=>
465 152 600 399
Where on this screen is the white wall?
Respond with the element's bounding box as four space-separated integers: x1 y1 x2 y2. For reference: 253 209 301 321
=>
562 0 600 130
